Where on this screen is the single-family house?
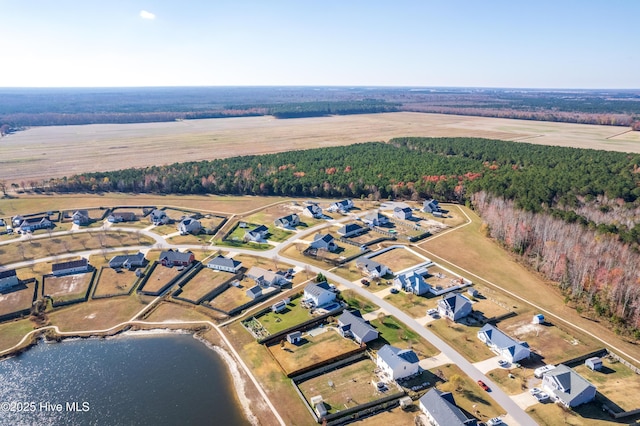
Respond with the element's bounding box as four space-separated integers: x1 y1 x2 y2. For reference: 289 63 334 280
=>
108 252 147 270
0 269 20 291
393 206 413 220
52 258 89 276
17 217 53 233
303 281 336 307
150 209 169 225
438 293 473 321
107 211 137 223
11 215 24 227
419 388 478 426
274 214 300 229
207 255 242 273
585 357 603 371
310 233 338 252
337 223 365 238
72 210 90 226
302 204 323 219
287 331 302 344
423 199 442 214
178 217 202 235
245 266 290 287
328 199 354 213
394 271 430 295
362 211 389 227
244 225 268 242
159 250 195 267
477 324 530 363
337 309 379 344
356 258 390 279
376 344 420 380
542 364 596 408
246 285 262 300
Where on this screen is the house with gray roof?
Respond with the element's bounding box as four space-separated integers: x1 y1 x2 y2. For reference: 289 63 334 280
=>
244 225 268 242
246 285 263 300
310 233 338 252
419 388 478 426
178 217 202 235
52 258 89 276
150 209 169 225
338 309 379 344
438 293 473 321
274 214 300 229
337 223 365 238
302 204 323 219
303 281 336 307
328 199 354 213
17 217 53 233
356 258 390 279
107 211 137 223
0 269 20 291
393 271 430 295
423 199 442 214
393 206 413 220
542 364 596 408
246 266 289 287
376 344 420 380
207 255 242 273
477 324 530 363
72 210 90 226
109 252 147 270
362 211 389 227
159 250 194 267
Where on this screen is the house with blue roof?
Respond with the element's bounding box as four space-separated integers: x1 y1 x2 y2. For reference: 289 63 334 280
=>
477 324 530 363
438 293 473 321
419 388 478 426
376 344 420 380
338 309 379 344
393 271 430 295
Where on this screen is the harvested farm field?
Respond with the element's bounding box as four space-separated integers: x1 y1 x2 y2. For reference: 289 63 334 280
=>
2 112 639 182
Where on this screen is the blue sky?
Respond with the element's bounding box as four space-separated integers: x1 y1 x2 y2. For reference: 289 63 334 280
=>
1 0 638 88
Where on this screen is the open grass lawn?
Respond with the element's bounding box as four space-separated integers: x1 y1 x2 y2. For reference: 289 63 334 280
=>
340 229 379 245
574 358 640 411
364 248 425 272
499 316 600 365
266 226 293 243
150 224 177 235
269 328 359 375
0 231 153 265
178 268 235 302
527 400 624 426
487 366 532 395
145 301 218 323
415 206 640 364
340 289 380 314
423 265 466 290
426 318 495 362
48 295 146 332
222 321 308 426
44 272 93 303
0 283 35 316
369 316 438 359
0 319 36 353
383 291 434 318
349 406 419 426
437 363 504 422
208 280 273 313
297 359 382 414
257 300 315 334
141 265 183 293
93 267 139 297
167 233 212 245
470 298 513 320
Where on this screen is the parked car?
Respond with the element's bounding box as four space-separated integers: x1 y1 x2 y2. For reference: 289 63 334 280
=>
497 359 508 367
487 418 503 426
535 392 550 402
477 380 490 391
529 387 541 395
390 288 399 294
427 308 438 316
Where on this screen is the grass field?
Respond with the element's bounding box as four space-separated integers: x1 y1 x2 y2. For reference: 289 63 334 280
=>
574 358 640 411
426 318 495 362
0 283 35 316
0 319 35 352
369 247 425 273
141 265 183 293
369 315 438 358
207 282 275 313
256 299 315 334
145 301 218 323
268 328 359 375
93 267 139 297
44 272 93 303
178 268 235 302
297 359 382 414
340 289 380 313
527 400 627 426
383 292 434 318
47 295 146 331
3 112 639 183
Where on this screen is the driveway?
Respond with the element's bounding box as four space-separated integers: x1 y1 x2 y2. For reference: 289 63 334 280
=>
418 352 452 370
511 391 540 410
473 355 503 374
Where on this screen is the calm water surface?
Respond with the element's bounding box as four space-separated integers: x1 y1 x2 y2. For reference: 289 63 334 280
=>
0 334 248 425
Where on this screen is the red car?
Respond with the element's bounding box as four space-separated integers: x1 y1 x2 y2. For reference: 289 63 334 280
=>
477 380 490 391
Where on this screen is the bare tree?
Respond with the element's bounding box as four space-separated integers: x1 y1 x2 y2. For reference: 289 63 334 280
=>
271 255 279 270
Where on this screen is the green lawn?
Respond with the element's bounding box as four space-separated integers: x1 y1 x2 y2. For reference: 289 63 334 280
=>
383 291 434 318
426 317 495 362
369 315 438 358
256 300 315 334
340 289 380 313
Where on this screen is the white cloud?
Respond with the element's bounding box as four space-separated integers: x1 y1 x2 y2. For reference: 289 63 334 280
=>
139 10 156 20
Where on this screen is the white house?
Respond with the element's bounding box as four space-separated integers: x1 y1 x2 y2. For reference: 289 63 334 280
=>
0 270 20 291
303 281 336 307
419 389 478 426
52 258 89 276
338 309 379 344
17 217 53 233
72 210 90 226
393 206 413 220
178 217 202 235
438 293 473 321
309 233 338 252
246 285 263 300
274 214 300 229
393 271 430 295
376 344 420 380
477 324 530 363
245 266 290 287
423 199 442 214
542 364 596 408
362 211 389 227
207 255 242 273
302 204 323 218
328 199 354 213
356 258 390 279
244 225 268 242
